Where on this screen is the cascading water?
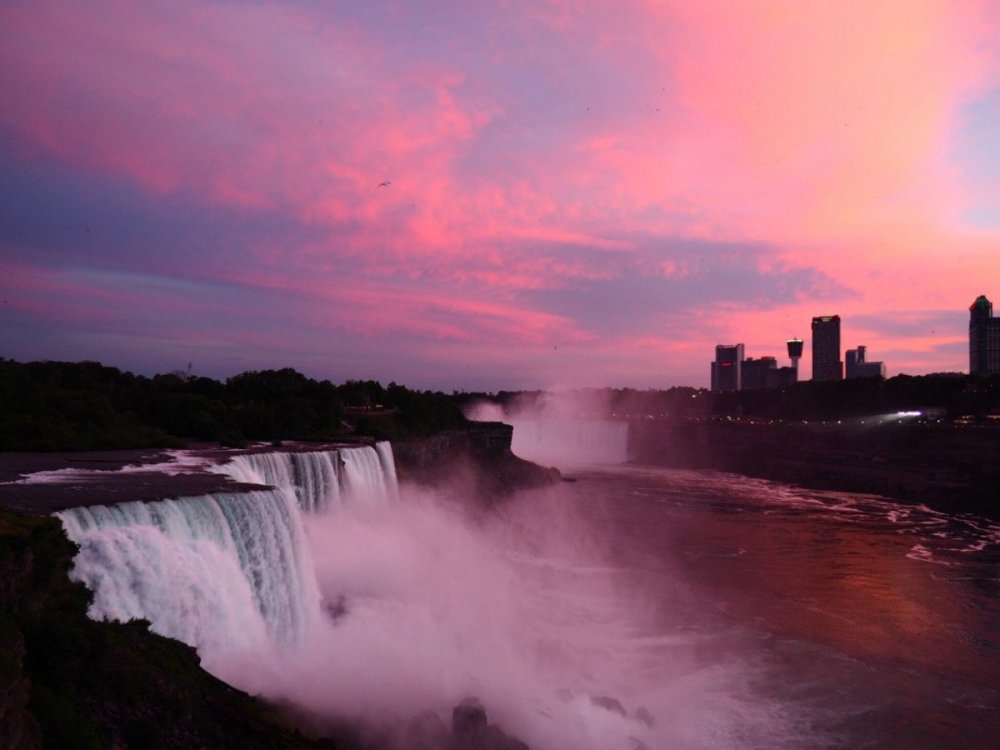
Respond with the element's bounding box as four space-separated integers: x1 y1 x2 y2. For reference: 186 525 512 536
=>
57 489 318 660
51 439 813 750
209 443 398 512
55 443 398 674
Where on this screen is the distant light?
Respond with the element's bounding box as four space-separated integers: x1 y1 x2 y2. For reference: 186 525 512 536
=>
896 411 922 417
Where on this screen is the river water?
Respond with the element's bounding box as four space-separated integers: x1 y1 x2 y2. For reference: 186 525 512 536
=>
508 465 1000 749
52 444 1000 749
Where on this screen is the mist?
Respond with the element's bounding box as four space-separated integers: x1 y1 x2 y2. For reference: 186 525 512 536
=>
232 484 792 749
56 444 810 750
465 392 629 470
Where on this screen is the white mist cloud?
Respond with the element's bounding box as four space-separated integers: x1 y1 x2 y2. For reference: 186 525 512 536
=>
58 447 808 750
466 393 630 469
239 485 790 750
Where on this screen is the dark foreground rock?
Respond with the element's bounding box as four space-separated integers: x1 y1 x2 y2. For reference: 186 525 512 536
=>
0 509 335 750
451 698 529 750
393 423 561 501
1 507 536 750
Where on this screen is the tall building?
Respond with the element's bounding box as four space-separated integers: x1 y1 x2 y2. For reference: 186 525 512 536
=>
741 356 777 390
811 316 842 381
845 346 886 379
786 338 804 375
969 295 1000 376
711 344 744 391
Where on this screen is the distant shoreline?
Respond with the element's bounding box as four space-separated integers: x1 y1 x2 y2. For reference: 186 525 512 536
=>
2 417 996 519
629 417 1000 518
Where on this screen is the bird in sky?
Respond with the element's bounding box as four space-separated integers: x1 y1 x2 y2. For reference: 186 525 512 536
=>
377 181 391 188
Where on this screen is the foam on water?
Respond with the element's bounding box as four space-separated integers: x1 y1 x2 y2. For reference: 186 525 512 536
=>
56 488 319 667
55 443 824 749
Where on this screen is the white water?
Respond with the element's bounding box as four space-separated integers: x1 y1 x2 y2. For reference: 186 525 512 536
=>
52 441 704 748
208 444 397 512
55 444 396 678
57 489 319 663
49 423 1000 749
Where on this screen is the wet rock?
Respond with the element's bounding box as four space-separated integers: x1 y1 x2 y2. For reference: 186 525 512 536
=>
322 595 348 622
450 698 529 750
633 705 654 727
452 698 488 738
590 694 627 716
394 710 450 749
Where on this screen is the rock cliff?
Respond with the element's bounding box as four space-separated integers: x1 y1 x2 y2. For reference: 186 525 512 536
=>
630 418 999 514
0 510 330 750
393 423 561 500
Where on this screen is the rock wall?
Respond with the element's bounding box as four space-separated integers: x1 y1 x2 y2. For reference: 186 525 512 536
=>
393 423 561 500
0 510 330 750
629 418 1000 515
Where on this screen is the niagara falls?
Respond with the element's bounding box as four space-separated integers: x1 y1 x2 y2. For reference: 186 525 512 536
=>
4 2 1000 747
0 416 989 749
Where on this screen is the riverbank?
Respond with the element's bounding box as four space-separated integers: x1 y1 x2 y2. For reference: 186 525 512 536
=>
629 417 1000 517
0 509 329 749
0 430 544 749
0 425 559 516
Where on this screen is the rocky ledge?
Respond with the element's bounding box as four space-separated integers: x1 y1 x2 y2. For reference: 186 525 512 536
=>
0 509 330 749
392 422 561 500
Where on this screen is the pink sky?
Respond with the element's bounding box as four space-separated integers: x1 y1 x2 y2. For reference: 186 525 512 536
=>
1 0 998 389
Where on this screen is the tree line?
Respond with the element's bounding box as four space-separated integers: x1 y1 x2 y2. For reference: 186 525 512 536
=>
456 372 1000 422
0 359 467 451
3 358 997 452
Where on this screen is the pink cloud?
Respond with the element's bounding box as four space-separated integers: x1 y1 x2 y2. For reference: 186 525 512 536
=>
2 1 997 386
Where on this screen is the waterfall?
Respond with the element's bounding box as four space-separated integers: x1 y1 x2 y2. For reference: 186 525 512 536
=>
209 442 398 512
56 489 318 656
54 442 399 662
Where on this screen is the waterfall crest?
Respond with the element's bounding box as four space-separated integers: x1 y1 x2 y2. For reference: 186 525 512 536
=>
56 488 319 654
55 442 398 659
210 442 398 512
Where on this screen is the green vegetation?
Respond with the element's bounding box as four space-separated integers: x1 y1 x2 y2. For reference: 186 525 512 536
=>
4 358 995 452
0 508 331 749
0 359 467 451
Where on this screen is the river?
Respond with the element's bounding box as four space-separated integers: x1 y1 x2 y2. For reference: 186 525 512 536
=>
508 464 1000 748
51 442 1000 749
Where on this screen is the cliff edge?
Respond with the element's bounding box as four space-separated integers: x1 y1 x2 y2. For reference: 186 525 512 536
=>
0 510 331 750
393 422 561 500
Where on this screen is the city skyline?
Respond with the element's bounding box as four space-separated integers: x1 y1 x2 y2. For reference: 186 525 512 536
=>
2 2 998 390
969 294 1000 376
708 301 1000 392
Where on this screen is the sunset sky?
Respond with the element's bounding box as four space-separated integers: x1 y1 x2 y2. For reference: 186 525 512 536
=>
2 1 998 390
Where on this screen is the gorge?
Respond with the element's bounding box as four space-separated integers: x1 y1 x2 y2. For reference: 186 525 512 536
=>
2 416 998 749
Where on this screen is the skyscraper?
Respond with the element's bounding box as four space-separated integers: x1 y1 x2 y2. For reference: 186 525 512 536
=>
741 356 777 390
969 295 1000 376
811 316 842 381
786 338 804 368
711 344 744 391
845 345 886 379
